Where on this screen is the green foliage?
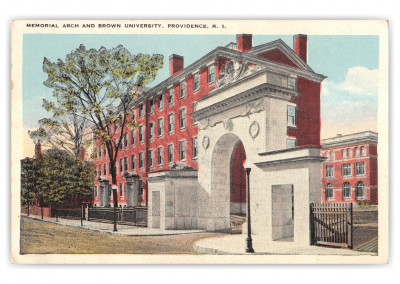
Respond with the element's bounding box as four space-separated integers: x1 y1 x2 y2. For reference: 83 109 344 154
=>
42 44 163 184
36 149 94 208
20 158 39 206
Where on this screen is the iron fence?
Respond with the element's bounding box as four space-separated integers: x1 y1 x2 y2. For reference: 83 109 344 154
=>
88 206 148 227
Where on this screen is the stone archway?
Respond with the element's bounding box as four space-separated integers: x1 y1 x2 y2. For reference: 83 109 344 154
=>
208 133 246 231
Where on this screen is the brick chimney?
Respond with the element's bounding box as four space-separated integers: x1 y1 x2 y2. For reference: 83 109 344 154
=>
293 34 307 63
236 34 252 52
35 141 42 161
169 54 184 76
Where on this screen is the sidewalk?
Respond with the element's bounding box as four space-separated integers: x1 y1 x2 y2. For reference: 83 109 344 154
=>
21 214 205 236
194 234 377 255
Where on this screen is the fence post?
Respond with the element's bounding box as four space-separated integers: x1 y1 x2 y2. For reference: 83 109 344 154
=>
309 203 314 245
348 203 353 249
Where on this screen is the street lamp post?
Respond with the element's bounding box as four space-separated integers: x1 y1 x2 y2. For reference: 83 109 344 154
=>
245 167 255 253
112 185 118 232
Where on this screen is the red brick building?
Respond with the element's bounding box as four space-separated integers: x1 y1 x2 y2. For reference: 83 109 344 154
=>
321 131 378 204
92 34 324 208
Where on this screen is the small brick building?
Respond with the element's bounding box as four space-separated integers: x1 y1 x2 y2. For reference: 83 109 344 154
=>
321 131 378 204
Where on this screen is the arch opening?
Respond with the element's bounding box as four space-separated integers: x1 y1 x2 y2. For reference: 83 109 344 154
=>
210 133 247 233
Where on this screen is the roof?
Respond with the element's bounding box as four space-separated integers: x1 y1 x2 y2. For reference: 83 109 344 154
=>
140 38 326 102
321 131 378 148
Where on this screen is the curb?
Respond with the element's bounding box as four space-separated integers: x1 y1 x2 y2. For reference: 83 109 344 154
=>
22 216 208 237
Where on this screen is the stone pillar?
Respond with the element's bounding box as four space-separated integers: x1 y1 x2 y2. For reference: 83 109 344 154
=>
100 179 110 207
125 173 140 207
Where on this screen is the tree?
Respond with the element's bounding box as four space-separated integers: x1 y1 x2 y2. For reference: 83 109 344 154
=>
42 45 163 190
37 149 94 220
28 112 88 159
21 158 39 216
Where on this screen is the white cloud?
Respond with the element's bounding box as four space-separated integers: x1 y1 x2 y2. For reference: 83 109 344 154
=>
322 66 378 97
339 66 378 96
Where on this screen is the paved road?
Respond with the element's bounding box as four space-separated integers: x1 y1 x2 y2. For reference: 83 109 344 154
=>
20 217 222 254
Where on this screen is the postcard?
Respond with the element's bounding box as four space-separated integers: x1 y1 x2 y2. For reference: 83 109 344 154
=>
11 20 389 264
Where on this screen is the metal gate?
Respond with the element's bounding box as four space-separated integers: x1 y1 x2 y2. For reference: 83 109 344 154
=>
310 203 353 248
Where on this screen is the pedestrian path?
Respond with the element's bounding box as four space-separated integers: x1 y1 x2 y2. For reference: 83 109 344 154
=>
355 237 378 253
194 234 378 255
21 214 205 236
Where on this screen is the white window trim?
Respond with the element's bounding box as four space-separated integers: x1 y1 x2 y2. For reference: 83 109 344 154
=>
180 108 187 130
168 144 174 164
180 140 187 161
168 113 175 134
287 103 297 127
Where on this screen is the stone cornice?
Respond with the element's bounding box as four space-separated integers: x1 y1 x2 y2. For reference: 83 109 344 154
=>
322 132 378 148
193 80 298 122
255 155 326 167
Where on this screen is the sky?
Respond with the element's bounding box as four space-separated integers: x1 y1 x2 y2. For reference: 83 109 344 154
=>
22 34 379 156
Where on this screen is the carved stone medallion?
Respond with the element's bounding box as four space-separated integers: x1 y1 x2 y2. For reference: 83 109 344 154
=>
249 121 260 140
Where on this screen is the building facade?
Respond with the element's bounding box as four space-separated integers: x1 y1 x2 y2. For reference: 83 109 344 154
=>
321 131 378 205
92 34 324 215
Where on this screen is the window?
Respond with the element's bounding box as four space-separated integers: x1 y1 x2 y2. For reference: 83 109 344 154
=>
342 163 352 177
103 164 107 176
139 152 144 169
194 73 200 91
149 99 155 114
288 77 297 90
139 104 144 117
131 154 136 170
131 130 136 145
326 184 334 201
124 157 128 172
139 126 144 142
180 81 187 98
347 148 352 158
361 146 366 157
180 140 187 161
94 186 98 198
343 182 352 199
168 113 175 133
180 108 187 129
169 88 175 105
355 147 360 157
124 133 129 148
158 94 164 110
287 138 296 149
158 118 164 137
132 109 136 122
287 105 296 127
158 147 164 166
330 150 335 160
356 162 366 176
208 65 216 83
356 181 365 200
326 165 334 178
98 147 101 159
120 158 123 173
193 137 198 159
103 147 106 156
120 183 124 199
168 144 174 164
150 150 155 168
149 122 155 140
342 149 347 159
